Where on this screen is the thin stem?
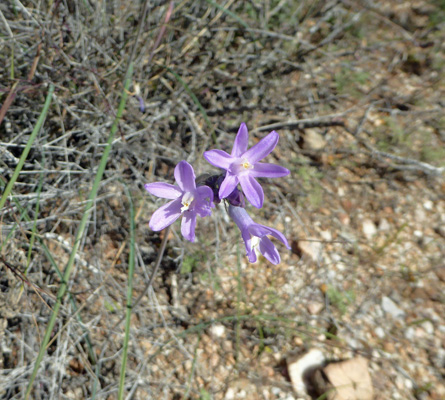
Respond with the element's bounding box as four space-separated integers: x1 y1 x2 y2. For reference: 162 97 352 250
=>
118 188 136 400
111 226 170 331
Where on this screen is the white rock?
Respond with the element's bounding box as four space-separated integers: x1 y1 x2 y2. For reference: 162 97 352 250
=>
345 336 360 350
327 270 337 280
298 240 323 262
378 218 391 231
224 388 235 400
382 296 405 319
404 327 416 341
375 327 385 338
271 387 281 396
414 230 423 238
395 375 405 390
322 357 373 400
304 129 326 150
405 378 414 390
320 230 332 241
210 324 226 338
421 321 434 335
432 348 445 369
287 349 325 395
331 253 342 262
307 302 324 315
423 200 433 210
362 219 377 239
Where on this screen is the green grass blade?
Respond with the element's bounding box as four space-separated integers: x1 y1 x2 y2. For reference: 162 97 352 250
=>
118 187 136 400
0 84 54 211
25 64 133 399
25 151 45 275
3 182 99 381
10 46 14 80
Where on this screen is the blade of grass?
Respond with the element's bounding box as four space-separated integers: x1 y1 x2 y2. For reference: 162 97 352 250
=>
110 224 171 331
117 187 136 400
182 334 201 400
0 83 53 211
24 149 45 276
1 179 99 381
24 64 133 398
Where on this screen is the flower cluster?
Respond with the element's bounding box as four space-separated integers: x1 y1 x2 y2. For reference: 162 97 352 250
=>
145 123 291 264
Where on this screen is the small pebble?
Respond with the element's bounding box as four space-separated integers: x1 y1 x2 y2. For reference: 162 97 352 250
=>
362 218 377 239
421 321 434 335
404 327 415 341
423 200 433 210
210 324 226 338
307 302 324 315
382 296 405 319
375 326 385 338
378 218 391 231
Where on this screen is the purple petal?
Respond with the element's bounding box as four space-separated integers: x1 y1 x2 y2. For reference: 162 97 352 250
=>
144 182 182 199
219 173 239 199
228 205 254 232
251 162 290 178
240 231 256 263
239 174 264 209
249 224 290 249
149 198 182 231
231 123 249 157
226 187 245 208
258 237 281 265
203 150 233 170
196 185 214 203
242 130 279 164
181 211 196 242
174 161 196 192
247 246 257 263
195 185 214 217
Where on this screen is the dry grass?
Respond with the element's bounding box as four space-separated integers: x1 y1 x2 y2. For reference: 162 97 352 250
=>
1 1 445 399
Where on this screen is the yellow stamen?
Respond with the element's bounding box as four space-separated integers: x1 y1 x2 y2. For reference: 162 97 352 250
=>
241 158 253 170
181 192 194 213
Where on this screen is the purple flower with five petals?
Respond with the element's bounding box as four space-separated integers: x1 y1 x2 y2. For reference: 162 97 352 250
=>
145 161 214 242
228 205 290 265
203 123 289 209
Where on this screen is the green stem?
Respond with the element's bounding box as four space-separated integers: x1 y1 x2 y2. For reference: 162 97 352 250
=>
118 189 136 400
25 64 132 399
0 84 54 211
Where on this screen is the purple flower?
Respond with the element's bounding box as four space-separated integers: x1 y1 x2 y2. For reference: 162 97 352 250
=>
197 173 245 207
203 123 290 209
145 161 214 242
228 205 290 265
